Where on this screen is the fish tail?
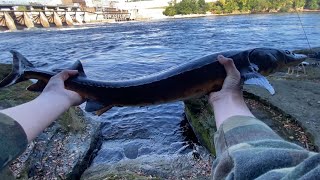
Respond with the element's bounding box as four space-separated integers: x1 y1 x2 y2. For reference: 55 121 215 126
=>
0 50 34 88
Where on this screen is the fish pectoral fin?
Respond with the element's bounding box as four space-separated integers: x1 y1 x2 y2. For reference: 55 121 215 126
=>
26 80 47 92
85 100 105 112
85 100 113 116
243 72 275 95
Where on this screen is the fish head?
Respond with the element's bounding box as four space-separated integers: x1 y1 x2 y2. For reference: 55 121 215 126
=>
249 48 307 75
282 49 308 66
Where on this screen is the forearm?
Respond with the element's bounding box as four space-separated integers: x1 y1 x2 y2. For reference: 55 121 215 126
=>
0 93 71 142
209 90 254 128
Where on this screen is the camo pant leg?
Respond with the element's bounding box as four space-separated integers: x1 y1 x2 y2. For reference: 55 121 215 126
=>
0 113 27 171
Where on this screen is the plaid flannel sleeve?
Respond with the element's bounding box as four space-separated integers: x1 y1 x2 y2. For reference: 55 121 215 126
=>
211 115 319 179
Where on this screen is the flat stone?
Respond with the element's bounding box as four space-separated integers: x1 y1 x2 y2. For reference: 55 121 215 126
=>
245 78 320 150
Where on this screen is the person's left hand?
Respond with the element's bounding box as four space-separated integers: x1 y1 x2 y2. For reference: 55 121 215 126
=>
41 70 84 107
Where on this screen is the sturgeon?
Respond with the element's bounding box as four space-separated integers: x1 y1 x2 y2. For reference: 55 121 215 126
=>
0 48 307 115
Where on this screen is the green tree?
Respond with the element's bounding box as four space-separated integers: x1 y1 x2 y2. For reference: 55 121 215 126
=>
247 0 270 12
293 0 306 9
236 0 250 12
223 0 240 13
198 0 208 13
306 0 319 9
208 2 224 14
176 0 193 14
163 5 177 16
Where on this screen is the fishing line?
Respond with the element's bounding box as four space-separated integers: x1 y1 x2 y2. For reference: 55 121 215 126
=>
296 11 313 53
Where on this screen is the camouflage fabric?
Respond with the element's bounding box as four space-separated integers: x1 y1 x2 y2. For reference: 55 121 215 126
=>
212 115 320 179
0 113 27 172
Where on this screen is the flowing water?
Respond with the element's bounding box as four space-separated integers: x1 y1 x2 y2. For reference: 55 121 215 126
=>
0 13 319 176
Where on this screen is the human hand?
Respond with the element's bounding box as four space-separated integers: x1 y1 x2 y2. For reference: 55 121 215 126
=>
209 55 253 128
209 55 241 100
41 70 84 107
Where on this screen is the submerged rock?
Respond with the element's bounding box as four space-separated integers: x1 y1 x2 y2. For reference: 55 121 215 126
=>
0 64 102 179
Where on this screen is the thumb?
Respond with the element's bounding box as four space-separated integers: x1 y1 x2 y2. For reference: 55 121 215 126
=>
218 55 240 78
56 70 79 81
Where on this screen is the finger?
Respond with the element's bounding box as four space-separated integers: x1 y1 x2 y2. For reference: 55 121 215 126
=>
55 70 79 81
217 55 239 77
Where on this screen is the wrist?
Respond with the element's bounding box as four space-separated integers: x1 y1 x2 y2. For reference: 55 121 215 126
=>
209 89 254 128
37 92 72 109
209 89 243 104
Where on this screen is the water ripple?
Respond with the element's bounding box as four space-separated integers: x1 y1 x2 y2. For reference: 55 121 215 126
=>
0 13 319 164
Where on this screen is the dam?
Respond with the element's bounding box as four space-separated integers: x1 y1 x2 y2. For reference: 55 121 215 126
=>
0 4 132 31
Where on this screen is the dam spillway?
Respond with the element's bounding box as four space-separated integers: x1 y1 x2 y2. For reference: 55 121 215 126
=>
0 4 132 31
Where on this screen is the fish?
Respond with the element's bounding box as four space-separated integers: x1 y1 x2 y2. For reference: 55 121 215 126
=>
0 48 307 115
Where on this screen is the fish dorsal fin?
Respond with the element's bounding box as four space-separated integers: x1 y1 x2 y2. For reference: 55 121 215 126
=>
243 72 275 95
53 60 87 77
27 80 47 92
70 60 86 77
85 100 113 116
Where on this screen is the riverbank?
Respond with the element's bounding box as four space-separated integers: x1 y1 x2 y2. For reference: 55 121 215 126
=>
3 10 319 32
0 64 103 179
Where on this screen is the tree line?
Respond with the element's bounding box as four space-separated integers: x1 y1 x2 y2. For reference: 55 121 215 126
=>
163 0 320 16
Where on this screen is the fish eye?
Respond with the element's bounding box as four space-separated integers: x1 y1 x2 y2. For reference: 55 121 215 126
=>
285 50 291 55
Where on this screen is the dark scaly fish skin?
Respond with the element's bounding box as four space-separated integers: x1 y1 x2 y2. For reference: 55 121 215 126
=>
0 48 307 115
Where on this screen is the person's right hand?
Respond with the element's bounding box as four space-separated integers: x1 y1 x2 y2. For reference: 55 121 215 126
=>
209 55 241 101
208 55 254 128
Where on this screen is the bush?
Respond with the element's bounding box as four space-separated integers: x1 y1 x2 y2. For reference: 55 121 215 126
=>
163 6 177 16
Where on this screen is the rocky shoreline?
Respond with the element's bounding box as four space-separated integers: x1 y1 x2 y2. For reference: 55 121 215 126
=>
0 47 319 179
0 64 103 179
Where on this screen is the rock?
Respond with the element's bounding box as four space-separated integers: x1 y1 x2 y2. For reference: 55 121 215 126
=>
184 97 216 155
0 63 102 179
81 149 212 180
244 78 320 151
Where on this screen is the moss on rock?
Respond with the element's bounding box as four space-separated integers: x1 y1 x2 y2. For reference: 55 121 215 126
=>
0 64 37 108
184 96 216 155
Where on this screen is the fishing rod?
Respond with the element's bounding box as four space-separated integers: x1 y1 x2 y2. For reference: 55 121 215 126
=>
295 10 316 57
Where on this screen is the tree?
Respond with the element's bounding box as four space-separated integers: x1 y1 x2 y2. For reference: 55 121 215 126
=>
223 0 239 13
293 0 306 9
306 0 319 9
163 5 177 16
198 0 209 13
236 0 250 12
247 0 270 12
175 0 194 14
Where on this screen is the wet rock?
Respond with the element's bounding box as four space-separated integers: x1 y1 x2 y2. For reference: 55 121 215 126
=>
81 146 212 180
124 142 140 159
0 64 103 179
184 97 216 155
93 146 124 164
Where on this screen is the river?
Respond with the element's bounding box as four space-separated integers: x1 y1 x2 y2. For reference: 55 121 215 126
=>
0 12 319 178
